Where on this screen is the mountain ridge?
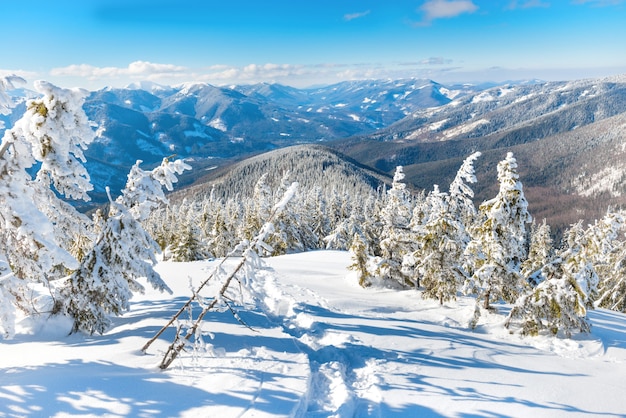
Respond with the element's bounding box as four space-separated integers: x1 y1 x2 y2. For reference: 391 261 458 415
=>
2 74 626 231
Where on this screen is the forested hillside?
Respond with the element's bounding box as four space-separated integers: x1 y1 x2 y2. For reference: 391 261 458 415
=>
331 76 626 234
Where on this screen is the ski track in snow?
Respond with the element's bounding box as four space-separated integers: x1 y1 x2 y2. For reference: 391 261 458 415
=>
256 267 383 417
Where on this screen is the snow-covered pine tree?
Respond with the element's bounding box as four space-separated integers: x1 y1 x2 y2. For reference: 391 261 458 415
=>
324 219 352 250
0 80 96 337
118 158 191 222
581 211 626 312
170 221 207 262
348 233 372 288
401 191 429 288
410 186 465 304
403 152 480 300
361 190 385 256
505 259 591 337
378 166 412 286
209 208 235 258
324 199 366 251
464 152 532 310
596 241 626 312
557 221 599 309
240 173 272 243
62 193 172 334
448 151 481 237
521 219 554 286
303 186 329 248
62 158 189 334
268 172 303 255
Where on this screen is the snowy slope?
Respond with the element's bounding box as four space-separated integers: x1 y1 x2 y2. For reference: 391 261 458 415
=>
2 251 626 417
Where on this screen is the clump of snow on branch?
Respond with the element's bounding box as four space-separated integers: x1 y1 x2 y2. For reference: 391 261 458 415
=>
119 158 191 221
8 80 96 200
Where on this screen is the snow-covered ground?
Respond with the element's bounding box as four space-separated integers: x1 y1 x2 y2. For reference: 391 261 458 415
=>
2 250 626 417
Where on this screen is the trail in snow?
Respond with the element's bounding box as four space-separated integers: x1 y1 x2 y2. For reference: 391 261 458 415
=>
256 267 385 418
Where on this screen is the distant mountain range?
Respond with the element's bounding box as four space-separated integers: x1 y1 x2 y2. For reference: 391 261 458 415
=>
2 75 626 234
69 78 469 203
331 74 626 234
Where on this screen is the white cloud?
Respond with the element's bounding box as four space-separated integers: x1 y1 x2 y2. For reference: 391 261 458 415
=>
344 10 371 21
41 59 625 90
420 57 454 65
50 61 187 81
419 0 478 23
199 63 307 83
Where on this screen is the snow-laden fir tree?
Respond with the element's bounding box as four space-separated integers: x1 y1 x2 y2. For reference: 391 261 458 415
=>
348 233 372 288
521 219 554 286
324 203 366 251
405 152 480 299
448 151 481 237
505 259 591 337
240 173 273 243
464 152 532 310
407 186 465 304
596 238 626 312
268 172 304 255
62 158 189 334
170 221 207 262
360 190 386 256
0 80 96 337
378 166 412 285
581 211 625 312
163 200 209 262
555 221 599 309
118 158 191 222
505 218 605 338
303 186 330 248
401 191 428 288
209 208 236 258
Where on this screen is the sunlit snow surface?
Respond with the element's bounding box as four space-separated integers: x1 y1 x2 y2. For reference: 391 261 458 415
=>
2 251 626 417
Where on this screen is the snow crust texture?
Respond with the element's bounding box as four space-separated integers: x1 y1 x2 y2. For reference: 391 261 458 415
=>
2 251 626 417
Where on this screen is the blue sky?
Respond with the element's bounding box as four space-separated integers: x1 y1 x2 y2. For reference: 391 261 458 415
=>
2 0 626 89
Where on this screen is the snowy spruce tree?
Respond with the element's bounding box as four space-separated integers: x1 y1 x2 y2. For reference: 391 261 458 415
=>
596 241 626 312
410 186 465 304
464 152 532 311
348 233 372 288
505 218 609 338
62 158 190 334
268 172 304 255
559 221 600 309
592 211 626 311
170 221 207 262
377 166 412 285
521 219 554 286
403 152 480 302
0 80 96 337
505 259 592 337
448 151 481 237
